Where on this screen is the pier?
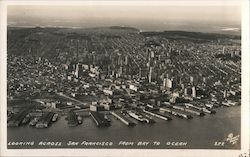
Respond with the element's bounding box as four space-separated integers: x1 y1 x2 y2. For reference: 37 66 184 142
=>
184 103 203 110
35 112 54 128
142 109 171 121
171 104 205 116
90 111 110 127
185 103 215 114
110 111 135 126
185 108 204 116
67 111 79 127
7 110 29 127
159 107 192 119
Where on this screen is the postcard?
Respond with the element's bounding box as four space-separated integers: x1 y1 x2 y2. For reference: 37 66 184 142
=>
0 0 249 157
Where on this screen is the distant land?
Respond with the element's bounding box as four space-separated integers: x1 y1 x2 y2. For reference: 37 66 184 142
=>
7 22 241 36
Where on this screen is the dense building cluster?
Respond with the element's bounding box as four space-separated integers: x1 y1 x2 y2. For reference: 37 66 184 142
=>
7 27 241 128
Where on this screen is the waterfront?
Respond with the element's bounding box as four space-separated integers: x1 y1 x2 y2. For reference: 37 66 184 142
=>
7 106 240 149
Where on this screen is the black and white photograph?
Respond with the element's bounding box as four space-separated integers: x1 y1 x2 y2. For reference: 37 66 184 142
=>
0 0 249 157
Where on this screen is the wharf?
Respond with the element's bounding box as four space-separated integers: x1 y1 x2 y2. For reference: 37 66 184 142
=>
172 105 204 116
185 108 205 116
35 112 54 128
142 109 171 121
90 111 110 127
110 111 135 126
7 110 29 127
185 103 215 114
159 107 192 119
67 111 79 127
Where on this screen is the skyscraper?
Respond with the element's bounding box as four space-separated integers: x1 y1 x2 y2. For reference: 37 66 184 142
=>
148 67 153 83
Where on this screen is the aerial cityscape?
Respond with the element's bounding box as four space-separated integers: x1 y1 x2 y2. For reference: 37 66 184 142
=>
7 5 241 149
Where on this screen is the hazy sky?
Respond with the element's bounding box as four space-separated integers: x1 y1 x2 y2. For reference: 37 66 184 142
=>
8 5 241 32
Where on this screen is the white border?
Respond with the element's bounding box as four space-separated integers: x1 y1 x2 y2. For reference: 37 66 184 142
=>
0 1 249 157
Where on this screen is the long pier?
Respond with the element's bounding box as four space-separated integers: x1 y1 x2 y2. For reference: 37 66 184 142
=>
184 103 215 114
185 108 204 116
110 111 135 126
90 111 110 127
67 111 79 127
7 110 30 127
142 109 170 121
172 105 204 116
36 112 54 128
159 107 192 119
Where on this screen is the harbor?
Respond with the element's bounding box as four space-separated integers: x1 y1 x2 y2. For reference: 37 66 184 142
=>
7 98 241 129
7 106 241 149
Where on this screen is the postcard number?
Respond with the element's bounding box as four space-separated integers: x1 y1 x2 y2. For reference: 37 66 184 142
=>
214 141 225 146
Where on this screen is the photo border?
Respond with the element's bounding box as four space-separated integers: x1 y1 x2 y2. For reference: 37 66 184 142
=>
0 0 249 157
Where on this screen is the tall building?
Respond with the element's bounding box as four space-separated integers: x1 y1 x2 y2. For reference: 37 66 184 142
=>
125 55 128 65
163 78 175 90
119 66 123 77
190 75 199 85
139 68 142 78
151 51 154 58
184 86 196 97
231 51 235 58
167 79 173 89
224 90 228 99
75 63 79 78
192 86 196 97
148 67 153 83
190 76 194 84
184 87 192 96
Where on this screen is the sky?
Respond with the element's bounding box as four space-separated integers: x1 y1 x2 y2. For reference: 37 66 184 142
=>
7 5 241 33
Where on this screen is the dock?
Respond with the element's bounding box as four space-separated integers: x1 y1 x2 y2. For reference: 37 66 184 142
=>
7 110 29 127
67 111 79 127
110 111 135 126
184 103 203 110
185 103 215 114
159 107 192 119
90 111 110 127
171 104 205 116
142 109 171 121
127 111 155 123
184 108 205 116
35 112 54 128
